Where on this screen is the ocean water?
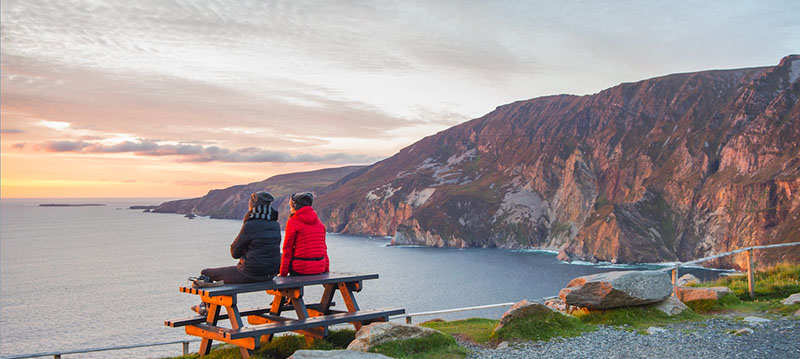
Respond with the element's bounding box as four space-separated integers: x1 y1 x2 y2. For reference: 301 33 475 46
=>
0 199 723 358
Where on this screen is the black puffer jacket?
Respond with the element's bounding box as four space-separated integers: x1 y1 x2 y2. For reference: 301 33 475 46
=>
230 209 281 278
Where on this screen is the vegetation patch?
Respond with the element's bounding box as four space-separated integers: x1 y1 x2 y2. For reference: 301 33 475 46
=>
165 329 356 359
693 263 800 301
684 293 742 313
369 332 468 359
421 318 498 344
492 309 593 342
576 305 702 329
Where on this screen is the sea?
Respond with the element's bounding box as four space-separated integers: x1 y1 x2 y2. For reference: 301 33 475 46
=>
0 198 727 358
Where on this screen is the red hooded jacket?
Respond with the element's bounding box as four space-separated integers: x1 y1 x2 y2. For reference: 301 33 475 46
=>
280 206 329 276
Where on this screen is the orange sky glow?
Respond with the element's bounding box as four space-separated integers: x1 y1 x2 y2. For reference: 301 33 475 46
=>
2 1 798 199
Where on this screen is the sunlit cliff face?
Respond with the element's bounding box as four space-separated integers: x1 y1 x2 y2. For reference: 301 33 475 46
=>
2 1 797 198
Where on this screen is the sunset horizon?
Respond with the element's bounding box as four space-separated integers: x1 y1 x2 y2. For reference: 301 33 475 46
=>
2 1 798 199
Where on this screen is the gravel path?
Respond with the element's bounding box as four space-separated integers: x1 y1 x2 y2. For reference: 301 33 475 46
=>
460 316 799 359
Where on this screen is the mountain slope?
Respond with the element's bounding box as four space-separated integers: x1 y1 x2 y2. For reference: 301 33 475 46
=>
153 165 365 222
314 55 800 269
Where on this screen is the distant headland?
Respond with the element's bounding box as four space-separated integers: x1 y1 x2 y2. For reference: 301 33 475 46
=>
39 203 106 207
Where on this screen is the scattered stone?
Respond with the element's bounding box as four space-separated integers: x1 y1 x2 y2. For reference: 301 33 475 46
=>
733 328 754 336
646 327 668 335
289 350 391 359
544 297 567 312
676 286 732 303
559 270 673 309
346 322 442 352
496 341 510 349
653 296 689 316
495 300 562 333
676 273 700 286
743 316 771 325
780 293 800 305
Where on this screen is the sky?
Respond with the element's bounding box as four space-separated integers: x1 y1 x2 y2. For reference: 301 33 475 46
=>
1 0 798 198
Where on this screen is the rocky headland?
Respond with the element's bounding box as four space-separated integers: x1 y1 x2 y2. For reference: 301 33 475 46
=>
313 55 800 269
154 55 800 269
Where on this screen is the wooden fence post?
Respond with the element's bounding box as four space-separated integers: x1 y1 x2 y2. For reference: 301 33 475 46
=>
747 249 755 298
671 267 679 298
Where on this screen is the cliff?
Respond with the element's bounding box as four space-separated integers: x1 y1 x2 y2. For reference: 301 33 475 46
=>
153 165 365 223
313 55 800 269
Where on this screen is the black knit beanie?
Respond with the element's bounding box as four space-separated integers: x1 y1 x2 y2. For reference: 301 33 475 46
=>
290 192 313 211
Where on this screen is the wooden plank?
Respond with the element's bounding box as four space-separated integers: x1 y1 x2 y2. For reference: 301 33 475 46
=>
248 314 327 338
186 324 256 350
165 303 336 327
180 272 379 297
228 308 405 339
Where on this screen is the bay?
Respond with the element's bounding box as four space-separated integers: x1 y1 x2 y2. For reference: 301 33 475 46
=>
0 199 721 358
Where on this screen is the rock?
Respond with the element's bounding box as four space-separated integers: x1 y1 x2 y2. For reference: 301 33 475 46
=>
289 350 391 359
780 293 800 305
733 328 754 336
743 316 771 325
496 341 510 349
646 327 668 335
676 286 732 303
559 270 673 309
676 273 700 286
544 297 568 312
346 322 442 352
495 300 561 333
652 296 689 316
794 308 800 317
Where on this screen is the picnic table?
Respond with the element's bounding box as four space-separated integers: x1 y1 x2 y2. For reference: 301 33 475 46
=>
164 272 405 358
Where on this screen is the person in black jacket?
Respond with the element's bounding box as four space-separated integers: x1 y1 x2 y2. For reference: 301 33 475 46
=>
191 191 281 314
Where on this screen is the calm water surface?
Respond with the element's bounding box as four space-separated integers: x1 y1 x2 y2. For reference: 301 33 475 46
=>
0 199 722 358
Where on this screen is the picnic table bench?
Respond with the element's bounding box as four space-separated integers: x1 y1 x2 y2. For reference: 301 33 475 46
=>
164 272 404 358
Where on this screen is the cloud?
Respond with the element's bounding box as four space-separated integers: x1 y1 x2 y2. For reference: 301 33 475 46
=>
1 129 26 134
33 139 384 164
174 180 232 187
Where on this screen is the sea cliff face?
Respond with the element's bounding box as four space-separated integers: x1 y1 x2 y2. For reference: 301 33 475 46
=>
314 55 800 269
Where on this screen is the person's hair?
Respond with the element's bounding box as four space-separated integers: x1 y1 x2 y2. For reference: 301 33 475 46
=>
291 192 313 210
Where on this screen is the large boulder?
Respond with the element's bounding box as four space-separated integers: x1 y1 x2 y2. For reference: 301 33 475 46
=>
652 296 689 316
559 270 673 309
780 293 800 305
676 286 732 303
346 322 442 352
289 350 391 359
494 300 561 333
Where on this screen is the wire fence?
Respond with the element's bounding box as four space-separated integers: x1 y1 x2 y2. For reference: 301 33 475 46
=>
3 241 797 359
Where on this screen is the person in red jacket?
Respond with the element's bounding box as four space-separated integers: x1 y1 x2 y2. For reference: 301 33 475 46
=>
279 192 329 276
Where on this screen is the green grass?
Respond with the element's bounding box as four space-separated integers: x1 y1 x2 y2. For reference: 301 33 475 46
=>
492 308 593 342
693 263 800 301
683 293 743 313
421 318 498 344
369 332 469 359
576 305 703 329
164 329 356 359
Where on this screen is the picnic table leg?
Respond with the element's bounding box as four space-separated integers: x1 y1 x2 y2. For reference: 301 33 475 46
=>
337 282 362 330
289 294 320 345
264 291 286 343
318 284 336 314
198 303 221 356
225 304 253 359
